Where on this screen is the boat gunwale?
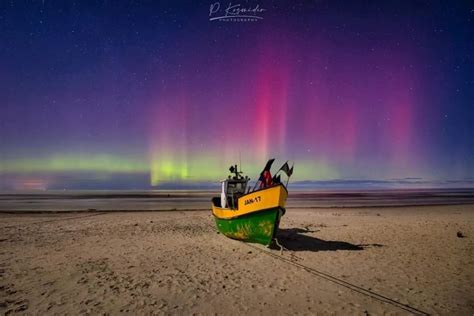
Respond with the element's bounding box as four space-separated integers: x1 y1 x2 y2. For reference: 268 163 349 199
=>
211 183 288 208
243 182 288 197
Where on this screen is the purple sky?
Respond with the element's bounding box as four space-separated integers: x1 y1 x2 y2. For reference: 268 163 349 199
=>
0 1 473 190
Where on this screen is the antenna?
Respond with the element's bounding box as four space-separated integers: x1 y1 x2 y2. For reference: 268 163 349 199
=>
239 150 242 173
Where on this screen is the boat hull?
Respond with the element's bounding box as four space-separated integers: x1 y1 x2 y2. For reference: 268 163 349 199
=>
212 184 288 219
214 207 284 245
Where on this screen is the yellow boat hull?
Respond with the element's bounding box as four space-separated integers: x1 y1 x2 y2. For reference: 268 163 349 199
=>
212 184 288 219
211 184 288 245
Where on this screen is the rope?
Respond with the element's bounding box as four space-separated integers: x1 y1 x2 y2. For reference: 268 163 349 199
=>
244 242 430 315
272 237 302 262
273 237 284 255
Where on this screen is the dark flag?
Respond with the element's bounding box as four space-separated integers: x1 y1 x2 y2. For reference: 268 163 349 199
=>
258 158 275 181
279 161 294 177
272 174 281 184
262 158 275 173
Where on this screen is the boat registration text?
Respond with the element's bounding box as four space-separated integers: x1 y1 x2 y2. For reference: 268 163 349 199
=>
244 196 261 205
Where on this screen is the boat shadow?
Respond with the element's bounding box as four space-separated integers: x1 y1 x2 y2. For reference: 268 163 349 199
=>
274 228 383 252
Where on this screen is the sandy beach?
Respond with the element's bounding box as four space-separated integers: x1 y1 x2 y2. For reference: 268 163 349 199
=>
0 204 473 315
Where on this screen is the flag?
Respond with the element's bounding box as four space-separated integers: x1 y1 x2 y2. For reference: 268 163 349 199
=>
258 158 275 181
272 174 281 184
262 158 275 173
278 161 294 177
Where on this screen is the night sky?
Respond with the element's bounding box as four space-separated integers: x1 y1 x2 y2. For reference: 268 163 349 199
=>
0 1 473 190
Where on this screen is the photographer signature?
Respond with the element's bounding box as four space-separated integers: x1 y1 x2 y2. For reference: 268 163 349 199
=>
209 2 265 21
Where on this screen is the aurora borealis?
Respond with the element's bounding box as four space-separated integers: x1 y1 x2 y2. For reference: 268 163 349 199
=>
0 1 473 190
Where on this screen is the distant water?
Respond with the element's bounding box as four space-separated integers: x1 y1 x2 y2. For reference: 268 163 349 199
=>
0 188 473 212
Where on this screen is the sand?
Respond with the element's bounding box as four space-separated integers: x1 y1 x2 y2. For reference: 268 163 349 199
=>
0 205 473 315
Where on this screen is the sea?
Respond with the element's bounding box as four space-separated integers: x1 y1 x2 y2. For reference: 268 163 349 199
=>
0 188 473 212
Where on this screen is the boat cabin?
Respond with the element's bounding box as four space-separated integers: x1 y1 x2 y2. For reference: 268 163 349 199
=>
216 165 249 210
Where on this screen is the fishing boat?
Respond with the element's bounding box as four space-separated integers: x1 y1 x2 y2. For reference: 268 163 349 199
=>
211 159 293 246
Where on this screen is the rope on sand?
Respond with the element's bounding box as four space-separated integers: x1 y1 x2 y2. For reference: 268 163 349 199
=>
198 216 429 315
244 242 430 316
272 237 303 262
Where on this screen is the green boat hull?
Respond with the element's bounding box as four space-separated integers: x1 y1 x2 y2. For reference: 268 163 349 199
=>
214 208 284 245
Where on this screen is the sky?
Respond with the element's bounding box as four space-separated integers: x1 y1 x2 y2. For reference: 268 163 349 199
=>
0 1 473 190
